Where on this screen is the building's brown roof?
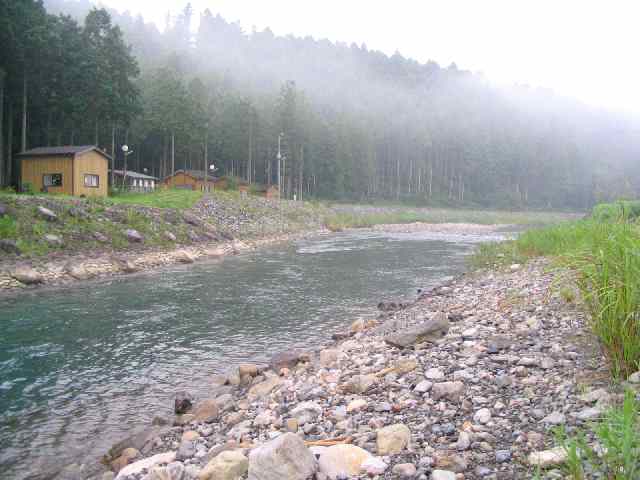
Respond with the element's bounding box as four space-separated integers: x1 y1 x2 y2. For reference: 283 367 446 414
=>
165 169 221 182
18 145 112 160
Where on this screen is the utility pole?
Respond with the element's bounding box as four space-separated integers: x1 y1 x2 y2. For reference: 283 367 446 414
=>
203 122 209 192
277 132 283 197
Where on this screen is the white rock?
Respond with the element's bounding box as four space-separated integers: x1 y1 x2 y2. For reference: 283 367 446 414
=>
414 380 433 393
527 447 568 467
573 407 602 421
248 433 316 480
425 368 445 380
199 450 249 480
290 401 322 425
473 408 492 424
376 424 411 455
628 371 640 383
541 411 566 425
431 470 456 480
360 457 388 476
115 452 176 480
317 444 372 479
346 399 367 413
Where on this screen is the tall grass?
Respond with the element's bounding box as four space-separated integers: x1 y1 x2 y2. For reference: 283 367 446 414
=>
473 219 640 377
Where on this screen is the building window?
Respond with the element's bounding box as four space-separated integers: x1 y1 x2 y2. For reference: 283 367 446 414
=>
43 173 63 187
84 174 99 188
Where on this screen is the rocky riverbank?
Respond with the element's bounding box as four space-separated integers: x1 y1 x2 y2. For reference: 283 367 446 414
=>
60 259 622 480
0 193 328 293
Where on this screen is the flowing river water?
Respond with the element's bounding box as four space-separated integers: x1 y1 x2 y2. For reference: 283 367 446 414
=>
0 228 509 479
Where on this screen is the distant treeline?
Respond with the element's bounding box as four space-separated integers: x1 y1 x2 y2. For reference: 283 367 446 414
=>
1 0 639 208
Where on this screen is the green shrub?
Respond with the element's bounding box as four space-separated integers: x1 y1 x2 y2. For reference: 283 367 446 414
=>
0 216 17 238
592 200 640 223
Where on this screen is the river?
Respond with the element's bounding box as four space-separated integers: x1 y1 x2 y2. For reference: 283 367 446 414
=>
0 228 508 479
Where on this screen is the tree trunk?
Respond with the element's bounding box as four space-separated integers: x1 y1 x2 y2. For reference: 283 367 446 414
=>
7 101 13 186
21 73 27 152
171 132 175 176
204 128 209 191
299 144 304 200
248 113 253 183
94 120 99 146
0 70 4 186
428 162 433 198
110 124 116 187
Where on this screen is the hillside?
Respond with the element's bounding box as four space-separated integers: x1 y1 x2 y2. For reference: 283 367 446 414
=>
0 1 634 211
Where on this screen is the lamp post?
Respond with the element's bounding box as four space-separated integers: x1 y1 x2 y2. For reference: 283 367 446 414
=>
277 132 283 197
121 144 134 190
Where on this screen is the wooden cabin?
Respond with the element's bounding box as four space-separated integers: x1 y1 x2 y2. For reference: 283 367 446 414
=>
18 145 110 197
163 170 249 192
163 170 220 191
253 185 280 199
111 170 158 192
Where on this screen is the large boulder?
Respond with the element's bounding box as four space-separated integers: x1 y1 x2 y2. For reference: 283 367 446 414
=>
174 391 194 414
0 239 21 255
126 229 144 243
114 451 176 480
37 206 58 221
317 444 373 479
11 266 44 285
290 401 322 425
248 433 316 480
270 350 304 371
44 234 64 247
376 424 411 455
199 450 249 480
384 312 449 348
65 262 93 281
183 213 202 226
174 250 196 264
248 376 281 400
192 399 220 423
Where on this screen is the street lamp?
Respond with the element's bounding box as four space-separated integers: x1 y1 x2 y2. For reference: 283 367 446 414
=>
121 144 134 189
277 133 283 197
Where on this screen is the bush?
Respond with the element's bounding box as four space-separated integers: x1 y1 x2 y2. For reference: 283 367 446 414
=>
592 200 640 222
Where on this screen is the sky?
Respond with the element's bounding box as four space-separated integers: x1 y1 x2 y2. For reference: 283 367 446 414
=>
97 0 640 113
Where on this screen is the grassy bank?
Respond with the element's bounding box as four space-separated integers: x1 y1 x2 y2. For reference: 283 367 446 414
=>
324 206 579 231
473 201 640 378
473 201 640 479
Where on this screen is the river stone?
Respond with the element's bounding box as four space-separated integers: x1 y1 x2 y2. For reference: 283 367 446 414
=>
431 381 465 402
319 349 339 366
183 213 202 226
384 312 449 348
38 206 58 221
174 391 194 414
317 444 372 479
164 231 177 242
175 250 195 264
200 450 249 480
473 408 492 424
541 411 566 425
11 266 44 284
376 424 411 455
126 229 144 243
342 374 376 394
290 401 322 425
239 363 259 379
0 239 21 255
248 376 281 400
270 350 303 371
247 432 316 480
193 399 220 423
0 203 7 216
392 463 417 478
65 263 93 280
44 234 64 246
361 457 388 475
431 470 456 480
93 231 110 243
528 447 568 467
115 451 176 480
108 428 159 461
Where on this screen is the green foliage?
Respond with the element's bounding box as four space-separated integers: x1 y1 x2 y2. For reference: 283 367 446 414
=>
0 215 16 238
108 189 203 209
592 201 640 223
554 390 640 480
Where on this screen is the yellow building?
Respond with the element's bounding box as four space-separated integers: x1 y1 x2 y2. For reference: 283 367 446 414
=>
19 146 110 197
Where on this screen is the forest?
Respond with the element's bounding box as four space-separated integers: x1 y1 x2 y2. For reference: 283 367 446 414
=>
1 0 639 208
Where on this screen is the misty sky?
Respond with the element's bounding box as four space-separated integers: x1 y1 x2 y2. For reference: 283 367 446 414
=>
97 0 640 113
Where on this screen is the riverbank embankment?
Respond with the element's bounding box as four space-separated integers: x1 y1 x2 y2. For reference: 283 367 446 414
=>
76 258 619 480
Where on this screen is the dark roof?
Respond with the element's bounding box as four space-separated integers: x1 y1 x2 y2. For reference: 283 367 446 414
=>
18 145 112 160
111 169 158 180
